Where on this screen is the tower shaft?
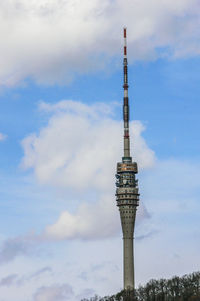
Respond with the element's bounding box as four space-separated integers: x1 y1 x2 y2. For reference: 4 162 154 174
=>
115 28 139 291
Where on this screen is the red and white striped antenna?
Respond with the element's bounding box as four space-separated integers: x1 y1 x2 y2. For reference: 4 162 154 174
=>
124 27 127 57
123 27 130 159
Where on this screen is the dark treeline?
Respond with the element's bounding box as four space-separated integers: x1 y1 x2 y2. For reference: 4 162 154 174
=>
81 271 200 301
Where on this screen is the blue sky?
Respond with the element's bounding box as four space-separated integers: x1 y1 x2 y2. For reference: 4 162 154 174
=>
0 0 200 300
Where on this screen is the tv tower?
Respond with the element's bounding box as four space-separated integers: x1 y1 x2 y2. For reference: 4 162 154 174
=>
115 28 140 291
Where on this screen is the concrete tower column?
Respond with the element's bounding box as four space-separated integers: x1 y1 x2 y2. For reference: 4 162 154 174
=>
120 206 136 289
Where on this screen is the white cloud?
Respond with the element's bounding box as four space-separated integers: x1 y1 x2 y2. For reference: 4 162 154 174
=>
0 133 7 141
34 284 74 301
21 100 155 190
0 0 200 86
44 194 150 240
45 194 119 240
21 100 155 240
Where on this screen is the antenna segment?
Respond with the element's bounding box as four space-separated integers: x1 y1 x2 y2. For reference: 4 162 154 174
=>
123 28 130 159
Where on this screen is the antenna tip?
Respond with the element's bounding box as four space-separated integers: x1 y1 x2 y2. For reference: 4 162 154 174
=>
123 27 127 38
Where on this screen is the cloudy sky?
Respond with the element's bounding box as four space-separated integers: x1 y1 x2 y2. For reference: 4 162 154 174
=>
0 0 200 300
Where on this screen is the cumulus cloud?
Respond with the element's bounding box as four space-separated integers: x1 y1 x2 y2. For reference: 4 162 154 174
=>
0 0 200 86
44 195 150 240
33 284 74 301
21 100 155 190
21 99 154 240
45 194 119 240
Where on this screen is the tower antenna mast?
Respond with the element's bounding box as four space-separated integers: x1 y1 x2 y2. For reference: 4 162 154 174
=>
123 27 130 159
